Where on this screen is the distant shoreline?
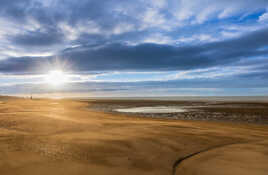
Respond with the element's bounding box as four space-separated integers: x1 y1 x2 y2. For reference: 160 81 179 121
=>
75 96 268 102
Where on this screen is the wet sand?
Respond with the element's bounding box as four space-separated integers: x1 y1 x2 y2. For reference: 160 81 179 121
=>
88 99 268 124
0 97 268 175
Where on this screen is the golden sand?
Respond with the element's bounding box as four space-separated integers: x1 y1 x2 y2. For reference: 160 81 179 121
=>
0 97 267 175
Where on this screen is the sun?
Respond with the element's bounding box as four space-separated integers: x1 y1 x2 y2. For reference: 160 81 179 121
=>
45 70 68 86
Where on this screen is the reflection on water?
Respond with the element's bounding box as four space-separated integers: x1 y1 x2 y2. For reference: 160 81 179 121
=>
115 106 187 113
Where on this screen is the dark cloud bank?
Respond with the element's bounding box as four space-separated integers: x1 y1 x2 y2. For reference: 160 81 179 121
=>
1 28 268 74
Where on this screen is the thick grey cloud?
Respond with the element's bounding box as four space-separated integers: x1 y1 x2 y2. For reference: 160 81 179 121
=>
0 0 30 17
1 27 268 73
10 29 64 47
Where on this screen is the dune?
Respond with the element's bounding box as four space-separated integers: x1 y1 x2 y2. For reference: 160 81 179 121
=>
0 97 267 175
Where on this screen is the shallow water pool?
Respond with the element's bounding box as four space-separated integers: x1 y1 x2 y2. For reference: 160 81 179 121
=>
115 106 187 113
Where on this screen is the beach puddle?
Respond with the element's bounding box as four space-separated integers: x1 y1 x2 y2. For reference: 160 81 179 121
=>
115 106 187 113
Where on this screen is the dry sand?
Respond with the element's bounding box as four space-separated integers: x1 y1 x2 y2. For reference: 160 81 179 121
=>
0 97 268 175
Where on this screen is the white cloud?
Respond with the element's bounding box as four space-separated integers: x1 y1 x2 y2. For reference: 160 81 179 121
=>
220 23 268 39
135 33 218 45
177 34 217 44
112 23 135 35
172 66 256 80
169 0 268 24
63 65 262 83
59 20 101 41
143 33 173 44
220 31 241 38
139 8 167 30
218 7 236 19
194 5 219 24
259 12 268 22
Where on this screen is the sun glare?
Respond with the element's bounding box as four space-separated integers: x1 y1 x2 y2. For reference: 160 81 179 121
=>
45 70 68 86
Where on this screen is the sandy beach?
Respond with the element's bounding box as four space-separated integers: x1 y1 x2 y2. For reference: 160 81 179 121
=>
0 97 268 175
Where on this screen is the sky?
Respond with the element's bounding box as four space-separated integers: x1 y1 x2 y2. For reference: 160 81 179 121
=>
0 0 268 97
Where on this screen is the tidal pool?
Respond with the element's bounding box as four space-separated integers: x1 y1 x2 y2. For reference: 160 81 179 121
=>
115 106 187 113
